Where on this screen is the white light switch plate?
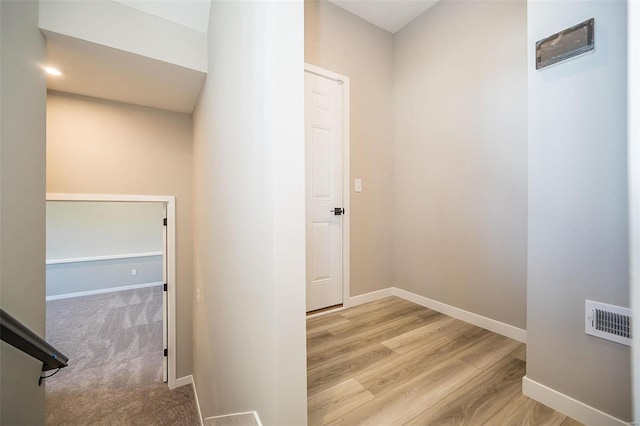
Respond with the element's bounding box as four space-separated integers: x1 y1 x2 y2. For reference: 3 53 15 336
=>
355 179 362 193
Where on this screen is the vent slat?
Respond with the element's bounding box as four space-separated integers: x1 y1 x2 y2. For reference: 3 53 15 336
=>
594 309 632 337
586 301 631 346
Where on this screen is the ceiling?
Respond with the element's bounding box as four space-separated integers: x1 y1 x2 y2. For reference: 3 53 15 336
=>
45 31 205 114
112 0 211 33
43 0 438 114
328 0 440 33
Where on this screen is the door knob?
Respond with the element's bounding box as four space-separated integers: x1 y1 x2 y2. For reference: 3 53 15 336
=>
330 208 344 216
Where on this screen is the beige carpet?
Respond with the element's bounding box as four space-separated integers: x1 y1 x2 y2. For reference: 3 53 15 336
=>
46 286 199 425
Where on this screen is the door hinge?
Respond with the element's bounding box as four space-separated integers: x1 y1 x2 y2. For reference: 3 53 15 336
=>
164 348 168 357
163 218 167 226
163 283 167 292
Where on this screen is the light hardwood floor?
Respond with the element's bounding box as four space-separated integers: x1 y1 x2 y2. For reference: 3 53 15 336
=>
307 296 583 426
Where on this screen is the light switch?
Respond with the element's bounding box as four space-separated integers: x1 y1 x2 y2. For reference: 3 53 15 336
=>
355 178 362 193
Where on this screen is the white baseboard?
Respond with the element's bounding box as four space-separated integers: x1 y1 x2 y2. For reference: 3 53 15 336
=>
348 287 394 307
307 288 393 319
190 375 204 426
204 411 263 426
341 286 526 343
175 375 193 388
392 287 527 343
307 288 394 319
45 281 163 301
522 376 629 426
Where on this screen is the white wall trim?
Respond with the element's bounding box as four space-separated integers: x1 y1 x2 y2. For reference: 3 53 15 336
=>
175 374 193 388
306 306 347 319
349 288 394 307
204 411 263 426
46 193 178 390
47 193 175 203
392 287 527 343
304 64 351 311
190 375 204 426
304 63 346 84
306 288 394 319
46 251 162 265
342 286 527 343
523 376 629 426
46 281 162 301
254 411 263 426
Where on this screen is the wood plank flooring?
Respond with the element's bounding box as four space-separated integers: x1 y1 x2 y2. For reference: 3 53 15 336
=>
307 297 583 426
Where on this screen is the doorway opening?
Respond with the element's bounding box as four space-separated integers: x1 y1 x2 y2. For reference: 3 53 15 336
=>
44 194 178 402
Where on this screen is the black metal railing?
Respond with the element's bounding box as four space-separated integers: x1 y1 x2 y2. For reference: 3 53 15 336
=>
0 308 68 385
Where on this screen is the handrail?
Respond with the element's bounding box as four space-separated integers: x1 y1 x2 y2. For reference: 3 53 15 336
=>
0 308 69 385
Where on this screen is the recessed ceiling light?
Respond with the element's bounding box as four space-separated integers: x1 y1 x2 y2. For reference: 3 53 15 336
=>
44 66 65 76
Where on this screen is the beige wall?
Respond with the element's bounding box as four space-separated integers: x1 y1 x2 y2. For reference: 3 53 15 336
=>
392 0 528 329
192 2 307 424
0 1 48 424
46 93 193 378
527 1 630 421
305 0 394 297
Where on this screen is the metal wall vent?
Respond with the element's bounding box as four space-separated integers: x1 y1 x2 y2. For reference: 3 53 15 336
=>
585 300 631 346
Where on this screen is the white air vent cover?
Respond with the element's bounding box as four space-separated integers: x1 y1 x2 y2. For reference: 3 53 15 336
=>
585 300 632 346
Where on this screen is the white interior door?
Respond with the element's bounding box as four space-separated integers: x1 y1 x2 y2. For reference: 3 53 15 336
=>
305 70 344 312
162 204 168 382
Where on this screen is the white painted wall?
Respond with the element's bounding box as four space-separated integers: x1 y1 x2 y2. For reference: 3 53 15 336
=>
47 201 163 260
392 0 528 330
39 0 206 72
0 1 47 423
46 201 164 297
527 1 630 421
631 1 640 421
191 1 306 424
